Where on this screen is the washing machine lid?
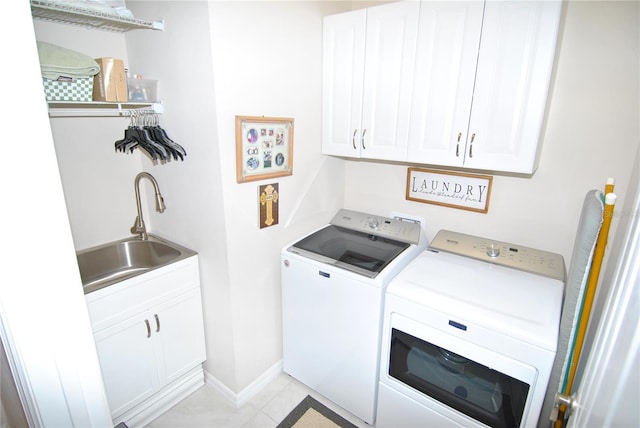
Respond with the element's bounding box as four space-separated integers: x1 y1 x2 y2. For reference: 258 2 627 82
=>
288 209 423 279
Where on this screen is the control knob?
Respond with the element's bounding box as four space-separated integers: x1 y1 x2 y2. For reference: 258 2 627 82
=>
486 243 500 258
368 217 379 230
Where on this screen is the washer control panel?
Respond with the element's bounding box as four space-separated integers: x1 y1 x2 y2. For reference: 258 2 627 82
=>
330 209 422 245
429 230 565 281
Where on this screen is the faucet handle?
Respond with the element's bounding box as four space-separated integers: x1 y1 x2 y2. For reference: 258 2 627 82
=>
131 216 147 240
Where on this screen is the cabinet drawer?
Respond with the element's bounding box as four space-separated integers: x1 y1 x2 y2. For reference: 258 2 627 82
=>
86 255 199 332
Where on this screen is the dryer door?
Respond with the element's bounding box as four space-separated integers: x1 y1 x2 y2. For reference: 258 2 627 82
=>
381 313 539 428
389 328 530 428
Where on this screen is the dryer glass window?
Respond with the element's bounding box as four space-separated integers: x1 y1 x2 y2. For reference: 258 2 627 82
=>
388 328 530 428
292 225 410 277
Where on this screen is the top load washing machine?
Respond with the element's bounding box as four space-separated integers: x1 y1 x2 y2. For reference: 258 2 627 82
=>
281 209 427 424
377 230 565 428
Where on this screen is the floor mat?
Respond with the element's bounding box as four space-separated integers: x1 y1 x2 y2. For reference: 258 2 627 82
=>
276 395 357 428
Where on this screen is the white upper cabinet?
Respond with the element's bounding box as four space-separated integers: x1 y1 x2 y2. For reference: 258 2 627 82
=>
465 1 561 173
322 9 366 158
406 1 484 167
408 0 561 173
322 1 419 160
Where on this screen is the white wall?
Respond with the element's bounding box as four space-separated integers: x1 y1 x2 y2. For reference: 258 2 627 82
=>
207 0 348 392
344 1 639 269
124 0 238 391
33 21 147 250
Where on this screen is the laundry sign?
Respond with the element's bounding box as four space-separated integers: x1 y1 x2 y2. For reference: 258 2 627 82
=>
406 168 493 213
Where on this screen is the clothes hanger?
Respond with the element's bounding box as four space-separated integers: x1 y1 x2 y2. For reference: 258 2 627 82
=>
115 110 186 162
115 110 163 160
143 112 187 161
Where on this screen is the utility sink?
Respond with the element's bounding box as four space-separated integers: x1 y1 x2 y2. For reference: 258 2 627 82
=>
77 234 196 294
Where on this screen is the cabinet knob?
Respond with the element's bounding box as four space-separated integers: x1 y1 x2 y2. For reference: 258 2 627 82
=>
145 319 151 338
154 314 160 333
361 129 367 149
352 129 358 150
456 132 462 157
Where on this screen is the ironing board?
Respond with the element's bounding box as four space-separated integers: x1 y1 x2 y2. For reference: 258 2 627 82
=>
538 189 603 427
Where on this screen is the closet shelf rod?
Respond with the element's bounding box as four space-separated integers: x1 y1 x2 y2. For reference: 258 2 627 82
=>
48 102 163 117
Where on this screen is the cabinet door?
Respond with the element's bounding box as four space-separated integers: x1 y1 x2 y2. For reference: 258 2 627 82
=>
153 288 206 384
464 1 561 173
360 1 419 161
322 9 366 157
94 312 159 418
407 1 484 166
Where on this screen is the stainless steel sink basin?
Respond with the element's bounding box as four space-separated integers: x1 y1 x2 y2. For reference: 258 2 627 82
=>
77 234 196 294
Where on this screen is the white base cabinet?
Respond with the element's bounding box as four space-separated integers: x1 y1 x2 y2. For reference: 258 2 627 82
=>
86 255 206 427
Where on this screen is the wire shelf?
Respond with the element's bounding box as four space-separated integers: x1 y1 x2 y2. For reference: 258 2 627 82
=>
30 0 163 32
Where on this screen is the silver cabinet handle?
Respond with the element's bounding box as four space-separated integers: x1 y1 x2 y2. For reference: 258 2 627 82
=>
145 319 151 338
154 314 160 333
361 129 367 149
456 132 462 157
469 133 476 158
352 129 357 150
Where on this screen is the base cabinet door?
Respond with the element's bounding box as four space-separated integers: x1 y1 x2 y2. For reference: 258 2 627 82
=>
154 288 206 384
94 288 205 419
94 312 160 417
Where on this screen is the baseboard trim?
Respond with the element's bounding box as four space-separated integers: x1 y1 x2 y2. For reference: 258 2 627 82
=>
204 360 283 408
115 367 204 428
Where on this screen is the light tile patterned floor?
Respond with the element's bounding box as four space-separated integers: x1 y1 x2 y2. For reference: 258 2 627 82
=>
147 372 370 428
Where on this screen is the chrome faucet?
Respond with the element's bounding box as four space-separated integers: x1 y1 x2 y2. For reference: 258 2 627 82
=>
131 172 166 240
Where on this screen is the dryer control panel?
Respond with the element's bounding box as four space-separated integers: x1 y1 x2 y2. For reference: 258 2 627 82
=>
330 209 422 245
429 230 566 281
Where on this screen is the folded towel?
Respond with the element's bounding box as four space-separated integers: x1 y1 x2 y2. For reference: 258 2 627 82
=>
37 41 100 80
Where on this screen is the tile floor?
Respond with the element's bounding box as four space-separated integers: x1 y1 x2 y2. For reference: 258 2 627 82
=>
146 372 370 428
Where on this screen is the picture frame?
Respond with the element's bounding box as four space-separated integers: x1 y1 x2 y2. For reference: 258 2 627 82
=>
406 167 493 214
236 115 294 183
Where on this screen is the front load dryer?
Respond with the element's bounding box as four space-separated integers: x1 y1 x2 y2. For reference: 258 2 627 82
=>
377 230 565 428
